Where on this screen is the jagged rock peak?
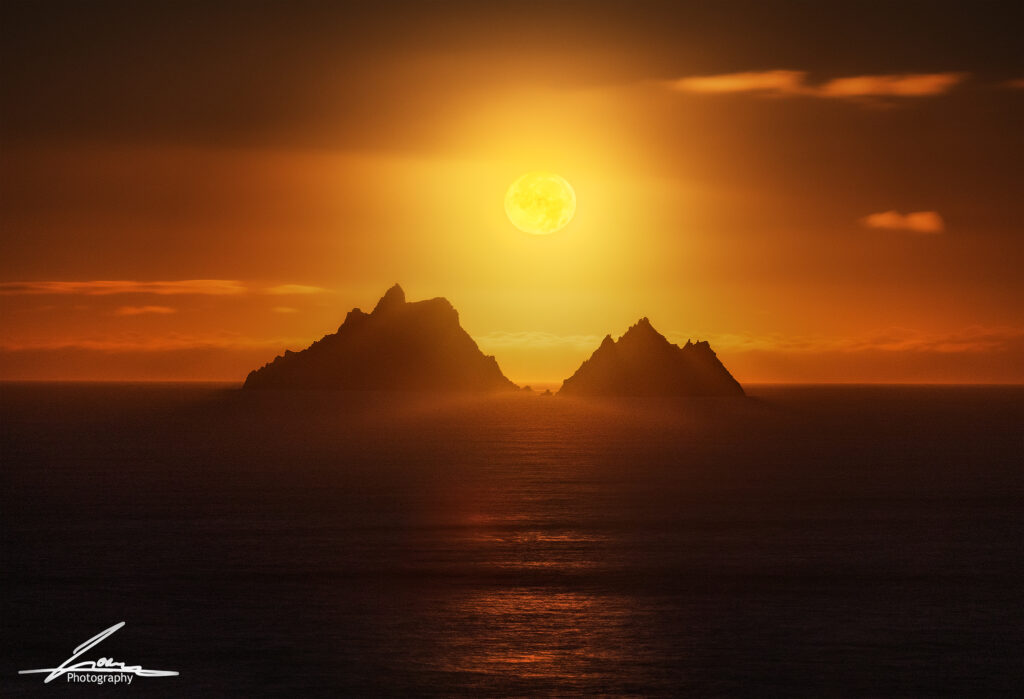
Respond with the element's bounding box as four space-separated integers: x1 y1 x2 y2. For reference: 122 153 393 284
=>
372 284 406 314
620 316 669 345
624 317 656 334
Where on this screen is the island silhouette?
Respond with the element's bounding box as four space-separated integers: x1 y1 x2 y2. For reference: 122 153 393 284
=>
560 318 745 397
244 284 517 391
244 285 744 396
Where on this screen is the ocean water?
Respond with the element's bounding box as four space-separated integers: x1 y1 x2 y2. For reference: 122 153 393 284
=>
1 384 1021 696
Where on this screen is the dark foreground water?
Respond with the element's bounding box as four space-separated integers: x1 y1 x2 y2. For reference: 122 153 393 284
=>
1 384 1021 696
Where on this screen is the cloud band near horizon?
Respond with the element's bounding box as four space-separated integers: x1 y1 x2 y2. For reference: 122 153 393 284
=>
4 326 1020 357
0 280 332 296
861 211 944 234
664 71 967 99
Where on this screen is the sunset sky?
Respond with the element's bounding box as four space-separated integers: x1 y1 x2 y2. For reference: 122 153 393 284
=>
2 1 1021 384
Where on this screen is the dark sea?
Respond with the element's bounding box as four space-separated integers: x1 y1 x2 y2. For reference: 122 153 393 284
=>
1 384 1021 697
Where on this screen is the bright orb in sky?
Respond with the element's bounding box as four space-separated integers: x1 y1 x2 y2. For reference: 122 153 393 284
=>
504 172 576 235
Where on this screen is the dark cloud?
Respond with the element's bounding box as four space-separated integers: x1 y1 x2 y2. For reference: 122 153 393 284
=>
2 1 1020 148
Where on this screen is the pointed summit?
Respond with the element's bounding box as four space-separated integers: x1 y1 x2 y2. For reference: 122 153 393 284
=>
372 283 406 314
620 317 667 344
244 285 516 392
559 318 743 397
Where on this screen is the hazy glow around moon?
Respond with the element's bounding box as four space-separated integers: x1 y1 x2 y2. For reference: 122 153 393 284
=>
504 172 576 235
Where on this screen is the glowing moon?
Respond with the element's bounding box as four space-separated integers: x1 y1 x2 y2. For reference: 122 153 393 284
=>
504 172 576 235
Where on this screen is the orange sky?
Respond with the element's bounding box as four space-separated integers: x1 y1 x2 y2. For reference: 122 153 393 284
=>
1 2 1021 384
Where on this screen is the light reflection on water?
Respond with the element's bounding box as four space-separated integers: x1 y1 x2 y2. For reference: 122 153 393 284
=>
437 589 636 684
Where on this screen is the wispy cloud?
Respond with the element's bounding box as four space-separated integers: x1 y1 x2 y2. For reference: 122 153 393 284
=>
0 280 246 296
1003 78 1024 89
663 71 967 100
0 280 333 297
860 210 944 234
666 70 806 95
669 326 1024 355
476 330 602 350
0 334 306 352
272 306 299 314
817 73 965 97
264 284 330 295
114 305 177 316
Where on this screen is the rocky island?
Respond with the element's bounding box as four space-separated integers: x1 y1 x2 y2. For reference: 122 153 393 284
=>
559 317 744 397
243 284 518 392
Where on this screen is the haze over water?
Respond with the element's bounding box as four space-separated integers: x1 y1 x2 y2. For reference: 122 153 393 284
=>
2 384 1021 695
